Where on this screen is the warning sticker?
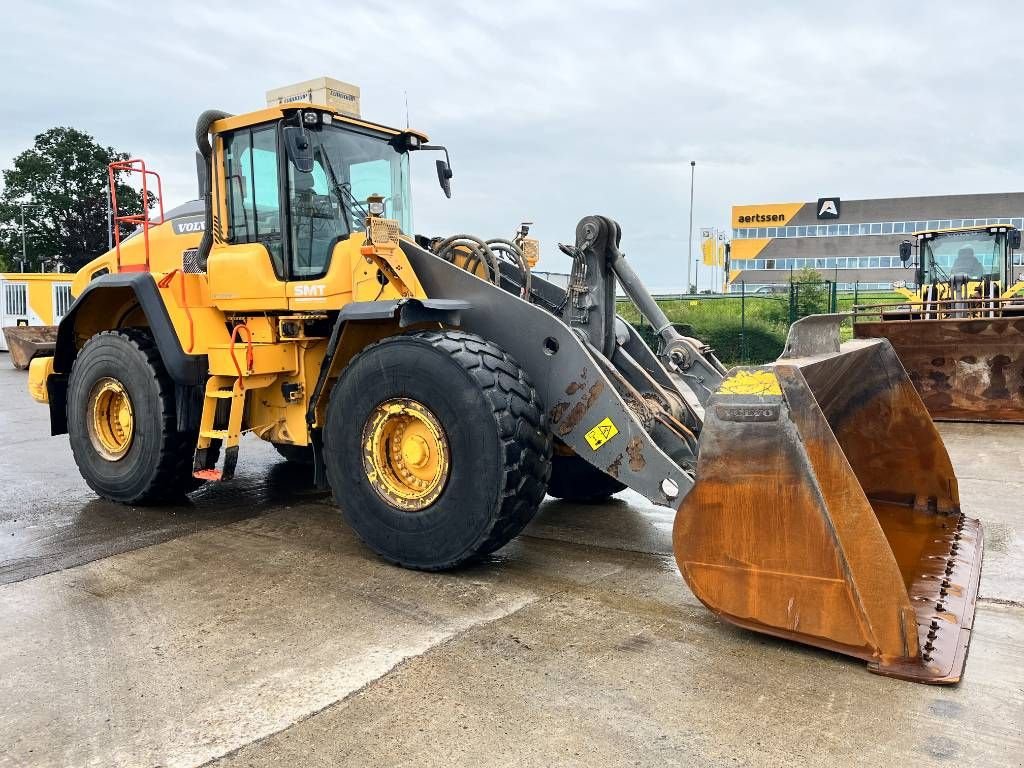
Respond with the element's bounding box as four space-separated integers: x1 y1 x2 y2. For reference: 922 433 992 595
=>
584 417 619 450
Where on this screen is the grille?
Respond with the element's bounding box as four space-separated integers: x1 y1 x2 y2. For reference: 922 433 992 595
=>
369 218 400 247
182 248 204 274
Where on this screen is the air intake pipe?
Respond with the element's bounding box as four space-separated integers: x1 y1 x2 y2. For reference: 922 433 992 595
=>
195 109 232 269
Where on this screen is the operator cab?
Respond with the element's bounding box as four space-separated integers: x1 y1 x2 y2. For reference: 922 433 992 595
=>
219 108 421 281
203 104 452 310
899 225 1022 291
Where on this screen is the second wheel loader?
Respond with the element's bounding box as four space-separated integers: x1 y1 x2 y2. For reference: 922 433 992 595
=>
854 225 1024 421
27 98 982 684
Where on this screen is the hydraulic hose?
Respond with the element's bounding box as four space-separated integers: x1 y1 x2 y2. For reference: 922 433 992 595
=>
486 238 532 298
434 235 500 283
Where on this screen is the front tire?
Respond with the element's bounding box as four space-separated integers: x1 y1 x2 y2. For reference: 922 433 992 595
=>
67 329 197 504
324 330 552 570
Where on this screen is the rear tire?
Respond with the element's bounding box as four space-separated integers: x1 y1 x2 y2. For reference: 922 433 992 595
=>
547 452 627 502
274 443 314 464
324 329 552 570
67 329 198 505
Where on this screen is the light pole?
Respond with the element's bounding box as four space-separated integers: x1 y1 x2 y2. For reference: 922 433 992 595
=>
687 161 695 293
20 201 43 272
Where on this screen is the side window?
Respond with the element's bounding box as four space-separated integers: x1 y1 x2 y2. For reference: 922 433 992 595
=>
224 127 284 275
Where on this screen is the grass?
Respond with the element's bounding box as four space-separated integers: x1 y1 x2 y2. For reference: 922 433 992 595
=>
616 289 908 365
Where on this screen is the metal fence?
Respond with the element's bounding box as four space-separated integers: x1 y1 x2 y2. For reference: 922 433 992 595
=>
617 281 906 365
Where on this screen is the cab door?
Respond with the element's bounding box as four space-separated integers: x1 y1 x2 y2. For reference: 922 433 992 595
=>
283 149 354 311
207 124 288 311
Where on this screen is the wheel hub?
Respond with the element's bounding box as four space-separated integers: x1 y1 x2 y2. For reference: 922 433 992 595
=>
87 377 134 461
362 398 450 511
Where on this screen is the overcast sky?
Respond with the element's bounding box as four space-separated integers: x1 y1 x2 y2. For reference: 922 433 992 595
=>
2 0 1022 289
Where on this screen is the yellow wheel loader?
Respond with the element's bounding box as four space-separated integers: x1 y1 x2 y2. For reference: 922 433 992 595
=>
854 225 1024 421
27 101 982 684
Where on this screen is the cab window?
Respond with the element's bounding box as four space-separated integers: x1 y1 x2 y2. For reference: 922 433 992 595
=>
223 126 284 276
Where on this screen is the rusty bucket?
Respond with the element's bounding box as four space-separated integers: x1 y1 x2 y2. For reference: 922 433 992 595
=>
674 317 982 683
3 325 57 370
855 316 1024 422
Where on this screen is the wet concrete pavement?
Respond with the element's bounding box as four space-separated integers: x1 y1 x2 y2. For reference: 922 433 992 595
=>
0 361 1021 767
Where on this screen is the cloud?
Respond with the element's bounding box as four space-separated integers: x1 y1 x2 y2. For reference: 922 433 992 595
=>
2 0 1022 287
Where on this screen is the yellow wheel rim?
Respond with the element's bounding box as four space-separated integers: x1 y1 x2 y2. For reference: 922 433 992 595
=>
87 377 135 461
362 398 450 511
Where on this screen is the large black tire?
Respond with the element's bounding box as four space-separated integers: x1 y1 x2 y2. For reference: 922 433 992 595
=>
67 329 198 505
274 443 314 464
547 452 627 502
324 329 552 570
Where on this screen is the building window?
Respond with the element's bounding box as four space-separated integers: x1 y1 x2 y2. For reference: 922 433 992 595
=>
827 225 838 236
939 220 951 229
787 226 797 237
757 228 767 238
893 222 904 234
767 227 777 237
951 219 963 228
53 283 73 321
1014 218 1023 229
882 222 893 234
870 223 882 234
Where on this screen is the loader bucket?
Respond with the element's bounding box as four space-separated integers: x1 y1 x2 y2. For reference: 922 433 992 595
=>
3 325 57 370
674 317 983 684
854 316 1024 422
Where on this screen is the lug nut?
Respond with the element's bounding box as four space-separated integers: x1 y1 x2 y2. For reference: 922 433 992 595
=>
936 601 945 612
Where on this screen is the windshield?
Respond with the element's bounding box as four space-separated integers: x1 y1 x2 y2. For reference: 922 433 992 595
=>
921 230 1004 283
288 122 412 278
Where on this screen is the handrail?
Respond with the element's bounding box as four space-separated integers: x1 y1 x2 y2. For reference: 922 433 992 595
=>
108 159 165 273
852 295 1024 322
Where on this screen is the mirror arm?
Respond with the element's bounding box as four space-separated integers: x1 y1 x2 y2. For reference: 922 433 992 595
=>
420 144 451 166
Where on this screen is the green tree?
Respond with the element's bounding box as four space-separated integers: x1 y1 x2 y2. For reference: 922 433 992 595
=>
791 266 831 318
0 127 153 272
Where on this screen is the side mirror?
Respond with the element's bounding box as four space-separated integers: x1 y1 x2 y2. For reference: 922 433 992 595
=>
283 126 314 173
1011 230 1022 250
435 159 453 199
898 240 913 264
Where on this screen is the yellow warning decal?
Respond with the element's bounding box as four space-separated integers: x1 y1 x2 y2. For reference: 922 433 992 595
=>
718 369 782 396
584 417 619 450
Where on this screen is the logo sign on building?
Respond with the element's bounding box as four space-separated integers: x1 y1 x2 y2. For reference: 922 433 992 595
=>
817 197 841 219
